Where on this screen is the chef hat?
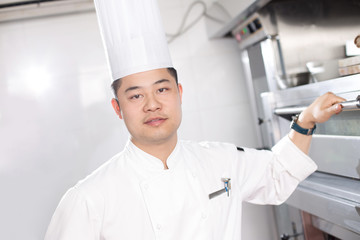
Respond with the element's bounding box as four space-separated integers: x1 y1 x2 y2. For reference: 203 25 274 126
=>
94 0 173 81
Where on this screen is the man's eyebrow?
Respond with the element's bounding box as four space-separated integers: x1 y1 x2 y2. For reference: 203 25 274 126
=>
124 86 141 93
154 79 170 85
124 79 170 93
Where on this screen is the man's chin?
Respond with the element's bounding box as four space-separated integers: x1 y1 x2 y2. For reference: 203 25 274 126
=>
132 132 177 146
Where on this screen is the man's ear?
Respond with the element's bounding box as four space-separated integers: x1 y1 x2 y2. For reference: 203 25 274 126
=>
111 98 123 119
178 83 183 104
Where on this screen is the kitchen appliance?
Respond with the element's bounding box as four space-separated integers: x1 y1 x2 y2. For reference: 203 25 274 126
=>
229 10 285 149
207 0 360 238
261 75 360 240
224 0 360 149
205 0 270 38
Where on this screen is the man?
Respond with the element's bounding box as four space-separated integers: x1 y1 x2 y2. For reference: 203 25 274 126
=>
44 0 345 239
45 66 344 240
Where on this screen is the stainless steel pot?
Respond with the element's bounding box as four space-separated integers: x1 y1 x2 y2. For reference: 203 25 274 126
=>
276 72 311 89
287 72 311 87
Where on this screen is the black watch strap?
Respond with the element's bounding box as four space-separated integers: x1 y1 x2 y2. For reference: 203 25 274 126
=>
290 115 316 135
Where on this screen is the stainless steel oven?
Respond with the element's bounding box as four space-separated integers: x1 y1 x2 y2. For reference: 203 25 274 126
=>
227 0 360 151
261 75 360 239
220 0 360 237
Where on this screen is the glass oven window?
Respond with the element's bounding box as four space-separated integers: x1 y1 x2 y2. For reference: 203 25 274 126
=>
316 110 360 136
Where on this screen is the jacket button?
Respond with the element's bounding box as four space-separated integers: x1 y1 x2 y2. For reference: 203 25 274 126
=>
201 212 207 219
156 224 162 230
143 184 149 190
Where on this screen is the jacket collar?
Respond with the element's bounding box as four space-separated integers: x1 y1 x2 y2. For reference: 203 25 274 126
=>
125 139 181 173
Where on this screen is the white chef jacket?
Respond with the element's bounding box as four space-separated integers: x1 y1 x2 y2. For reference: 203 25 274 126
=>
45 136 317 240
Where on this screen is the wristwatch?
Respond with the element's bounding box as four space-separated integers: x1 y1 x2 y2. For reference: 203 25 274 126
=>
290 114 316 135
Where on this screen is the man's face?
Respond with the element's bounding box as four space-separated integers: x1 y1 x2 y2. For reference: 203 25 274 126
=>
111 68 183 148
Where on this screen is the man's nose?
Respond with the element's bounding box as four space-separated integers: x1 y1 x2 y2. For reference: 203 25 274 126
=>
144 94 161 112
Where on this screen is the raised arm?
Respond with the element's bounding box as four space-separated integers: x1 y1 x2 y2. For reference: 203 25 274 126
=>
288 92 345 154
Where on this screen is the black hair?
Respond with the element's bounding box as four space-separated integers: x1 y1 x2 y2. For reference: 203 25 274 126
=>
111 67 178 99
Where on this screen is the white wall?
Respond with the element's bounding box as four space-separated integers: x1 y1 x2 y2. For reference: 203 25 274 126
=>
0 1 277 239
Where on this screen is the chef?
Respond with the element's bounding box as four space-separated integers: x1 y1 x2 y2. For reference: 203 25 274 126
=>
44 0 345 239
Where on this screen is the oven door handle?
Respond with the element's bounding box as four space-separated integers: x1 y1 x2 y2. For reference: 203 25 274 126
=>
341 95 360 110
274 95 360 116
274 106 307 116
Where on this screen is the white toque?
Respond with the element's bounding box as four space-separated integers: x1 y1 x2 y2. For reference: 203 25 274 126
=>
93 0 173 81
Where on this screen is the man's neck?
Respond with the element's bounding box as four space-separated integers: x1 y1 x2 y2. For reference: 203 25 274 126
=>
131 136 178 169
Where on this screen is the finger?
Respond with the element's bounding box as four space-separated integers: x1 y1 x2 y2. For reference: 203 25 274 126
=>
327 93 346 104
332 103 343 114
335 96 347 103
321 92 344 104
332 97 346 113
321 102 341 117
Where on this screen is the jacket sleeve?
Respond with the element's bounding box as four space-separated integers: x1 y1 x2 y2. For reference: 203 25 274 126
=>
44 186 102 240
234 135 317 205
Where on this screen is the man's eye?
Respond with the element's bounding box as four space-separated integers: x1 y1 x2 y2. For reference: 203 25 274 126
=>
130 94 142 100
158 88 168 93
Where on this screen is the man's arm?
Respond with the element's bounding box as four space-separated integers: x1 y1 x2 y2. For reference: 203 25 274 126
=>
288 92 345 154
45 187 101 240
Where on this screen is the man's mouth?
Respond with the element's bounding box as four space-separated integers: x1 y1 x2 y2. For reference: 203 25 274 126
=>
144 117 167 126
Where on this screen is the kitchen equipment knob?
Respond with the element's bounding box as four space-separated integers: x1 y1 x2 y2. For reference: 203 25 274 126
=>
280 233 302 240
253 18 262 29
280 234 290 240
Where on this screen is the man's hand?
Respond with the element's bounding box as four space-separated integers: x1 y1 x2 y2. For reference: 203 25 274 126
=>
289 92 346 154
296 92 345 129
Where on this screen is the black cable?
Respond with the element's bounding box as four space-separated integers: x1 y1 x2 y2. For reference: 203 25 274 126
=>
0 0 66 9
166 0 227 44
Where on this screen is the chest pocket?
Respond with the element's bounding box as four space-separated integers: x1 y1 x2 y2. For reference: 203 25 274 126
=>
205 175 237 239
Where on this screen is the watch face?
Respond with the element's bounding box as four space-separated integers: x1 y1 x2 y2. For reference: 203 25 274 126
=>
292 114 299 122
